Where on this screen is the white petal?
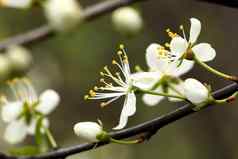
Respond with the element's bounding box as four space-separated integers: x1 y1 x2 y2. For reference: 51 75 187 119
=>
184 78 209 105
74 122 102 142
1 0 32 8
131 71 162 89
145 43 169 71
168 82 185 102
192 43 216 62
1 102 23 123
142 87 164 106
36 90 60 115
113 92 136 130
166 60 194 76
170 36 188 58
189 18 201 44
4 120 28 144
27 118 50 135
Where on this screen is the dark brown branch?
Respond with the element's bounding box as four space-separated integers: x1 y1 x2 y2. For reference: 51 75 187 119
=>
11 82 236 159
0 0 146 51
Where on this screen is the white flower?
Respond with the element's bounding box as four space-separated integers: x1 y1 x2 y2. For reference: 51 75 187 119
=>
86 45 139 130
169 18 216 62
1 78 60 144
44 0 82 31
74 122 103 142
0 0 32 9
6 45 32 72
112 7 143 36
183 78 210 105
139 43 191 106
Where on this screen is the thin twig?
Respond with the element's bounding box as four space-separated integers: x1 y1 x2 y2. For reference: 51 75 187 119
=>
0 0 146 51
12 82 237 159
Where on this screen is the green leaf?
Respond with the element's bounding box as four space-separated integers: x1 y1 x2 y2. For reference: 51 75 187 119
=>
9 146 39 156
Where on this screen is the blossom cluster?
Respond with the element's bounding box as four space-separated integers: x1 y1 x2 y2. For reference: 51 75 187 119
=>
0 7 236 153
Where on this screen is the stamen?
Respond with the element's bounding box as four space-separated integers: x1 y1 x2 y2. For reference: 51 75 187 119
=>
84 95 89 100
180 25 187 40
166 28 177 38
89 90 96 97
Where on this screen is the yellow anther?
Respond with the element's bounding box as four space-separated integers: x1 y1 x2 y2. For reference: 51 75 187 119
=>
84 95 89 100
100 78 105 82
166 28 170 32
89 90 96 97
165 42 170 48
100 102 106 108
119 44 125 50
179 25 184 30
168 32 177 38
100 72 104 76
112 60 117 65
94 86 98 91
117 51 123 55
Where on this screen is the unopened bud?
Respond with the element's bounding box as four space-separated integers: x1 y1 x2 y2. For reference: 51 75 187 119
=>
6 45 32 72
44 0 83 31
74 122 109 142
112 7 143 36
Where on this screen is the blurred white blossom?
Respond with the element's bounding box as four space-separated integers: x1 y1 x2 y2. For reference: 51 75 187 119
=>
112 7 143 36
6 45 32 72
44 0 82 31
1 78 60 144
0 0 32 8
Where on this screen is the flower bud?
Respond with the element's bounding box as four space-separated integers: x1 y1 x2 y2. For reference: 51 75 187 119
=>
44 0 82 31
112 7 143 36
74 122 107 142
0 0 32 9
6 45 32 72
184 78 210 106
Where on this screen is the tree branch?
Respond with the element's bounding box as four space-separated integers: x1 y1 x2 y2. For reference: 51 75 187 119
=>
0 0 146 51
8 82 235 159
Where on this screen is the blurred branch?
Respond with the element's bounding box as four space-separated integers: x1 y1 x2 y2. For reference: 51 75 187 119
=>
0 0 146 51
2 82 234 159
198 0 238 8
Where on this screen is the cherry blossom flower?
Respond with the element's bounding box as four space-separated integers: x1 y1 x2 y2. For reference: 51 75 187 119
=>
1 78 60 144
138 43 192 106
169 18 216 62
85 45 137 130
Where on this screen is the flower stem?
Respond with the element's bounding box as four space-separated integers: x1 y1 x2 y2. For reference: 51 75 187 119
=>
137 88 186 100
110 138 140 145
194 56 238 82
215 91 238 104
45 128 58 149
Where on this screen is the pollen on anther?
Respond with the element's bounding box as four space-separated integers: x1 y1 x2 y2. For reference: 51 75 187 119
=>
94 86 98 91
112 60 117 65
84 95 89 100
89 90 96 97
117 51 123 55
119 44 125 50
100 102 107 108
179 25 184 30
165 43 170 48
100 72 104 76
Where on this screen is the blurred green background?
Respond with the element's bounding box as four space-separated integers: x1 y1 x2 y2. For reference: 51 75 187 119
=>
0 0 238 159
